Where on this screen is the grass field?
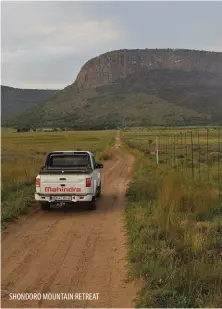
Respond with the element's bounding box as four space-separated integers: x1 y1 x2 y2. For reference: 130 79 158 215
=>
122 128 222 307
122 126 222 193
1 130 116 224
2 126 222 306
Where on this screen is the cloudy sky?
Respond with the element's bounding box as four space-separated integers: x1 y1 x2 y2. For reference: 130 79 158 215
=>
1 1 222 90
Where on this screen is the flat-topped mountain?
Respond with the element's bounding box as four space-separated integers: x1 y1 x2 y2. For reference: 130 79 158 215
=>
2 49 222 129
75 49 222 89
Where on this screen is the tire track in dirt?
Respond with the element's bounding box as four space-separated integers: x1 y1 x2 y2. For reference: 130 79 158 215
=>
1 136 138 308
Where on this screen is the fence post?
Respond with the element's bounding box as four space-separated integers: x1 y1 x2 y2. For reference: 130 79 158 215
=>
191 130 194 181
173 134 176 168
156 136 159 165
218 127 221 198
184 132 187 176
180 132 183 171
170 135 172 167
197 128 201 183
206 128 210 185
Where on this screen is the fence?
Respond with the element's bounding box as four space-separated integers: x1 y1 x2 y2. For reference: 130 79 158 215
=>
123 127 222 197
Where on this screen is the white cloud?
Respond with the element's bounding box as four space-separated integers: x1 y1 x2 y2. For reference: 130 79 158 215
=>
37 20 119 51
1 1 120 65
204 45 222 52
3 20 119 49
1 3 121 89
1 1 222 89
2 19 119 58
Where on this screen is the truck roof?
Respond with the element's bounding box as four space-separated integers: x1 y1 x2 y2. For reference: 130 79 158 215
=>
50 151 93 155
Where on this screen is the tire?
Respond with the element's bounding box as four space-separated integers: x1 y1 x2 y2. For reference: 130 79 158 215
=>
88 197 97 211
40 202 50 211
96 183 102 198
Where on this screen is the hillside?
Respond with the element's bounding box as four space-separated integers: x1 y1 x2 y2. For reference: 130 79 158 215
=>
3 49 222 129
1 85 57 120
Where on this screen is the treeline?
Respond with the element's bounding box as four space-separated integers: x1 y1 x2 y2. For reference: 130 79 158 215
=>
15 127 66 132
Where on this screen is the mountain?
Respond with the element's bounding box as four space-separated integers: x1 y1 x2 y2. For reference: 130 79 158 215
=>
75 48 222 89
3 49 222 129
1 85 57 120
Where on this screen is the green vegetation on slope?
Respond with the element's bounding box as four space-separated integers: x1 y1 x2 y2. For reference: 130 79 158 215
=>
3 87 212 129
1 85 57 120
123 133 222 307
2 48 222 129
98 70 222 121
3 69 222 129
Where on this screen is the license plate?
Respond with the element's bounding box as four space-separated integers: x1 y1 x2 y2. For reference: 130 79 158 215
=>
54 196 72 201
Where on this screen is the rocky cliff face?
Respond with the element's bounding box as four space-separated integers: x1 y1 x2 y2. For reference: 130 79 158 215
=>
75 49 222 89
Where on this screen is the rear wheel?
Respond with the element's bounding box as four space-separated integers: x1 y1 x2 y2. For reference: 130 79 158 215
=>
88 197 97 211
40 202 50 211
96 184 102 198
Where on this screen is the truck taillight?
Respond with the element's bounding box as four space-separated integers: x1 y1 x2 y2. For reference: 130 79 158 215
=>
86 178 91 187
36 177 40 187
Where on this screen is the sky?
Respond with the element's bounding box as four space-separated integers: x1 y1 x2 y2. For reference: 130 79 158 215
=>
1 1 222 90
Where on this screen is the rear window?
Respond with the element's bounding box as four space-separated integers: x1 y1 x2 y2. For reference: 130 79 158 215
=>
48 154 90 167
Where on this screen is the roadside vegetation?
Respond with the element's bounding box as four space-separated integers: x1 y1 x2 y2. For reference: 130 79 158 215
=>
1 130 116 226
123 126 222 192
123 130 222 307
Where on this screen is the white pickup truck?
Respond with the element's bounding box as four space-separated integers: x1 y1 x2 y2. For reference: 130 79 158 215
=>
35 151 103 211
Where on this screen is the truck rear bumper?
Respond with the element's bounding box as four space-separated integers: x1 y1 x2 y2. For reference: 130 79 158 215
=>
35 193 93 203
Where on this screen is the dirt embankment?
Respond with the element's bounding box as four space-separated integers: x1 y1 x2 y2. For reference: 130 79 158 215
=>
1 138 138 308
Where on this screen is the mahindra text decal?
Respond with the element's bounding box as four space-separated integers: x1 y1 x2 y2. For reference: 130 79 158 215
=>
44 187 82 193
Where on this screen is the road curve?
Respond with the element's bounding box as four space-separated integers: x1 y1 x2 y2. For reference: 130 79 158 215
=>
1 140 138 308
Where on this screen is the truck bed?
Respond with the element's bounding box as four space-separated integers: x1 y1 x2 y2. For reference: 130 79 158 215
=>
39 167 93 175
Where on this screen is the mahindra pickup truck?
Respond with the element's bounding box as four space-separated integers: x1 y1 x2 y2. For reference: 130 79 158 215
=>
35 151 103 211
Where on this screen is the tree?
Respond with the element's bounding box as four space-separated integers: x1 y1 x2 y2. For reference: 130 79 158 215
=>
16 126 31 132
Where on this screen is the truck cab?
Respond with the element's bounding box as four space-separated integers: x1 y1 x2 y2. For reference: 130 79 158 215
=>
35 151 103 211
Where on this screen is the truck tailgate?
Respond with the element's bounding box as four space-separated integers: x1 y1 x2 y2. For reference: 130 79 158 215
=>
39 174 88 195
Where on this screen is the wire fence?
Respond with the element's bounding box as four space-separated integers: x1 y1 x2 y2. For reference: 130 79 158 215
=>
122 127 222 197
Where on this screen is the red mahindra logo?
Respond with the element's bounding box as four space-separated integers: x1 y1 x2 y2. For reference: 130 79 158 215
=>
45 187 81 193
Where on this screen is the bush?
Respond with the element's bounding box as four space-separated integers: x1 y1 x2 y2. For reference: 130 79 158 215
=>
99 148 115 161
16 127 31 132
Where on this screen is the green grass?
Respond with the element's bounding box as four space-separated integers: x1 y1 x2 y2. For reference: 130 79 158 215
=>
1 130 116 225
123 130 222 307
1 183 35 227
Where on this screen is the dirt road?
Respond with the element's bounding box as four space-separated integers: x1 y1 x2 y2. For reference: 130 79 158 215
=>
1 139 138 308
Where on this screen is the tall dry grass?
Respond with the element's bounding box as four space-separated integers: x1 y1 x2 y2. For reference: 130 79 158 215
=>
1 130 116 224
125 158 222 307
2 130 115 185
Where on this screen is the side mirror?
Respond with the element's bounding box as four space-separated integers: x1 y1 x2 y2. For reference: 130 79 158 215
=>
95 163 103 169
